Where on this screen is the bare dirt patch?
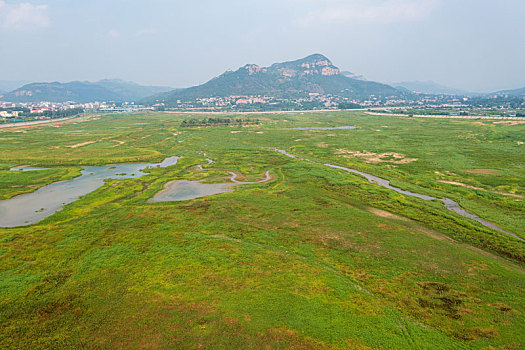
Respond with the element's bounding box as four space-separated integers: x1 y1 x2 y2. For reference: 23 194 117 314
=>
435 171 457 176
438 180 485 191
66 141 96 149
336 149 418 164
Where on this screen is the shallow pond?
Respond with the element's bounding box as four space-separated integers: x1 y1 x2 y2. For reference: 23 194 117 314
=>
0 157 180 227
149 181 235 202
150 171 272 203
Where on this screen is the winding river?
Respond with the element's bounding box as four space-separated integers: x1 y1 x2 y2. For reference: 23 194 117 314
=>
274 149 522 240
0 157 180 227
2 147 520 241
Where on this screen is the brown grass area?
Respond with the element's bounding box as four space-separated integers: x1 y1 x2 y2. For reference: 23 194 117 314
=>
369 207 458 244
413 225 456 243
368 208 410 222
336 149 418 164
438 180 484 191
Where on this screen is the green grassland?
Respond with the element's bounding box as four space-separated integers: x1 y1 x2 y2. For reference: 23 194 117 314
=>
0 112 524 349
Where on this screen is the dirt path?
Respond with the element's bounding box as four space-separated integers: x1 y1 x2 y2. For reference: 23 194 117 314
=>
365 112 525 121
112 140 125 147
66 141 97 149
0 114 96 132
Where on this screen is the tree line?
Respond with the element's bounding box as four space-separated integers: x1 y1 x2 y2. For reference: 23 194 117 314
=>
180 118 261 127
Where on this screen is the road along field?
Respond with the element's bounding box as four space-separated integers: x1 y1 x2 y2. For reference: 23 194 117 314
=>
0 111 523 349
0 113 98 130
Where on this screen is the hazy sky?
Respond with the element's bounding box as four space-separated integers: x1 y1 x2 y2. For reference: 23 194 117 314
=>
0 0 523 92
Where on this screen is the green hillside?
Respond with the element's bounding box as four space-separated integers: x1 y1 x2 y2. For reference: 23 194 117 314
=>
1 80 172 103
144 54 404 105
497 86 525 97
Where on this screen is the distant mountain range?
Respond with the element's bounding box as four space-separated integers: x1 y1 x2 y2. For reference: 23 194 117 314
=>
0 79 172 103
391 81 471 96
0 80 30 95
1 56 523 104
144 54 405 105
495 86 525 98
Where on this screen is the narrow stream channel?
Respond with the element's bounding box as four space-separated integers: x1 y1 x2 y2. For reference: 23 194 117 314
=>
274 149 523 240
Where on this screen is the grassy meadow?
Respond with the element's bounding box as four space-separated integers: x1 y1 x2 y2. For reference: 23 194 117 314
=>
0 111 524 349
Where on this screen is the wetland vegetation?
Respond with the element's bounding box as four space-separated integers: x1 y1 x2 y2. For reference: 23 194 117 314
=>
0 111 524 349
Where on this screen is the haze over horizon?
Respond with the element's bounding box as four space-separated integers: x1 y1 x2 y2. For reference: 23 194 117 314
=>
0 0 523 93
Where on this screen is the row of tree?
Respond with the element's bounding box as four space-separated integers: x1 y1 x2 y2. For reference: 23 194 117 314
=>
39 108 85 119
180 118 261 127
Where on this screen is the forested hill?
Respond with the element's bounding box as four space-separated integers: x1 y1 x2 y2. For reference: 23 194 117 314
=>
142 54 405 105
1 79 172 103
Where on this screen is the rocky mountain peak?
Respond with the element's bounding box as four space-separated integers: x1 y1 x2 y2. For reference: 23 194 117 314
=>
242 64 264 75
270 54 340 77
144 54 402 104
